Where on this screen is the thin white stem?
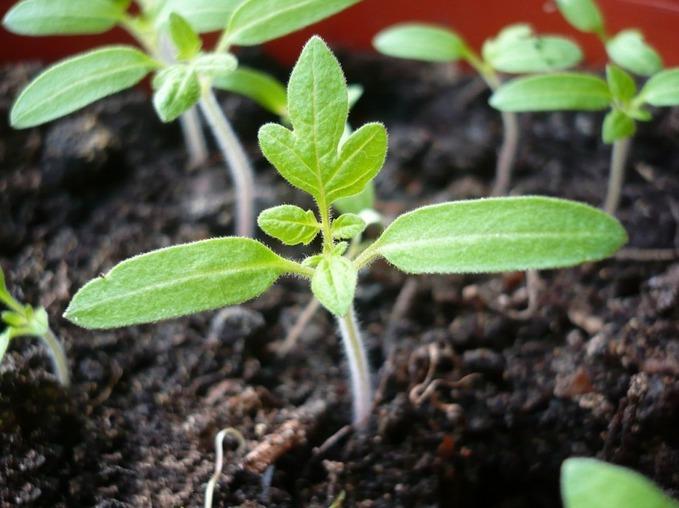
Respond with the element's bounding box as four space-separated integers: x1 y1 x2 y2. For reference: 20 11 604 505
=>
199 89 256 237
492 111 520 196
180 107 210 168
41 328 70 387
604 137 632 215
337 306 372 427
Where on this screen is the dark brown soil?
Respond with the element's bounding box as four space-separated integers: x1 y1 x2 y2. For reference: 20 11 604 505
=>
1 49 678 508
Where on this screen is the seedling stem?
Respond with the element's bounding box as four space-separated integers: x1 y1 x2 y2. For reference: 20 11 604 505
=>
338 305 372 426
604 137 631 215
42 328 71 387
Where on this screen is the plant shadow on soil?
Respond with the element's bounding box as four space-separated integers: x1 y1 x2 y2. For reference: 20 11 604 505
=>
0 50 678 507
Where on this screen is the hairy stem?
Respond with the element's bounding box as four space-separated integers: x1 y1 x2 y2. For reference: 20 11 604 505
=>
492 111 520 196
199 89 256 237
41 328 70 387
338 306 372 427
180 107 210 168
604 137 632 215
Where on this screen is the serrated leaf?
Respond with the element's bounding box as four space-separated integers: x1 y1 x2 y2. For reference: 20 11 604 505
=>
373 23 467 63
11 46 158 129
602 110 635 143
64 238 290 329
169 12 202 60
311 255 357 317
257 205 320 245
556 0 605 34
3 0 124 36
0 330 10 364
490 73 611 112
606 64 636 103
193 53 238 79
226 0 361 46
606 30 662 77
639 68 679 106
332 214 366 240
334 181 375 215
156 0 245 33
561 458 679 508
213 66 287 116
369 197 627 273
153 65 201 122
484 34 582 74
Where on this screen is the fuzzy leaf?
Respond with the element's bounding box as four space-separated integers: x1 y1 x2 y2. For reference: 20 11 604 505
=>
213 66 287 116
3 0 124 36
490 73 611 112
639 68 679 106
11 46 158 129
225 0 361 46
257 205 320 245
606 30 662 77
169 12 202 60
64 238 290 329
556 0 604 34
370 197 627 274
332 214 366 240
311 255 357 317
606 64 636 103
561 458 679 508
152 65 201 123
373 23 467 63
156 0 244 33
193 53 238 79
334 182 375 215
602 110 635 143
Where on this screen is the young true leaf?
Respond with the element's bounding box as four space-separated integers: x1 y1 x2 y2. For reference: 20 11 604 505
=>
334 182 375 215
639 68 679 106
490 74 611 112
332 214 366 240
169 12 202 61
602 110 635 143
311 255 357 317
555 0 605 34
257 205 320 245
606 30 662 77
193 53 239 79
152 66 202 123
11 46 159 128
224 0 362 46
606 64 637 103
373 24 467 63
213 67 287 117
156 0 244 33
3 0 124 36
64 238 292 329
364 197 627 273
561 458 679 508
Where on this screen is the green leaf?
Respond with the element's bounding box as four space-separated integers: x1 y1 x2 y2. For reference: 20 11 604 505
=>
639 68 679 106
561 458 679 508
225 0 361 46
11 46 158 129
0 330 10 365
193 53 238 79
332 214 366 240
169 12 202 61
311 255 357 317
334 182 375 215
556 0 605 34
489 73 611 112
373 23 467 63
257 205 320 245
156 0 245 33
606 30 662 77
64 238 290 329
602 110 635 144
213 67 287 116
152 65 201 123
3 0 124 36
606 64 636 103
369 197 627 273
2 310 26 328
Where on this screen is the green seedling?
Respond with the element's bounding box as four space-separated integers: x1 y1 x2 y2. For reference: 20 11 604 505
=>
64 37 627 426
561 458 679 508
4 0 363 237
373 22 582 196
0 267 70 387
490 65 679 214
556 0 663 77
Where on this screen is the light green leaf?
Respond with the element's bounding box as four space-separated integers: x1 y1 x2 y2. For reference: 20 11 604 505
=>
311 255 357 317
0 330 10 365
3 0 124 36
156 0 244 33
64 238 290 329
152 65 201 123
193 53 238 79
257 205 320 245
2 310 26 328
213 66 287 116
369 197 627 273
225 0 361 46
489 73 611 112
606 64 636 103
606 30 662 77
561 458 679 508
332 214 366 240
627 107 652 121
334 182 375 215
602 110 635 144
11 46 158 129
639 68 679 106
484 32 583 74
373 23 467 63
169 12 202 61
556 0 605 34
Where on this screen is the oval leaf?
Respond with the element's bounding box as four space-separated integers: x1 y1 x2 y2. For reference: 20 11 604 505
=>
639 68 679 106
156 0 244 33
257 205 320 245
485 35 583 74
169 12 202 61
332 213 366 240
602 110 635 143
3 0 123 36
226 0 361 46
490 73 611 112
11 46 158 129
213 66 287 116
193 53 238 79
606 30 662 77
152 66 201 123
374 23 467 63
606 64 636 102
64 238 290 329
561 458 679 508
556 0 604 34
370 197 627 274
311 255 357 317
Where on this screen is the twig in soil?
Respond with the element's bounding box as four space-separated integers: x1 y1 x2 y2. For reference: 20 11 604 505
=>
312 424 354 459
204 427 246 508
273 296 322 356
